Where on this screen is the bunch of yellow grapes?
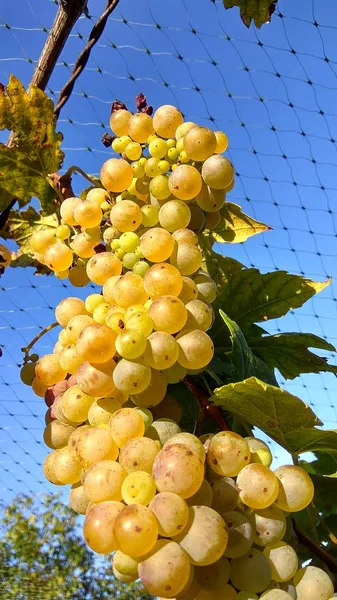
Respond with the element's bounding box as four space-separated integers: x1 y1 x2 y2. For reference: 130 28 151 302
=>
41 394 331 600
29 104 233 287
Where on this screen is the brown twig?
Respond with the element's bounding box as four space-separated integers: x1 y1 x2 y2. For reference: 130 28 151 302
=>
292 519 337 574
54 0 120 117
184 376 231 431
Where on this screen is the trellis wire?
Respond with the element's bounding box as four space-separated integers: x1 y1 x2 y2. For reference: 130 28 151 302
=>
0 0 336 503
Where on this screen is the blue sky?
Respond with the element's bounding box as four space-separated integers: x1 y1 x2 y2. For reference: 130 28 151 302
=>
0 0 336 503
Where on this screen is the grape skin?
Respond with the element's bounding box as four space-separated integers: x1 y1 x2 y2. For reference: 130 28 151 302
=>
121 470 157 505
223 510 254 559
138 540 191 598
83 500 124 554
109 407 145 448
149 492 189 537
147 418 181 445
236 463 280 510
174 506 228 566
274 465 314 512
153 443 204 499
230 548 272 593
119 436 160 474
293 566 334 600
263 542 298 583
132 368 167 408
113 503 159 557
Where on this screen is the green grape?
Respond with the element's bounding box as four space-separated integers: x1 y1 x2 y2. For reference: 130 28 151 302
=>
66 314 95 343
149 175 171 200
252 505 286 547
187 204 205 233
128 113 154 143
133 260 151 276
109 407 145 448
84 226 101 242
114 504 158 557
179 150 190 163
73 200 102 228
122 252 138 269
210 476 239 513
43 451 62 485
158 159 170 174
294 566 334 600
184 126 217 161
143 332 179 370
236 464 279 510
100 158 134 192
122 471 157 505
185 299 214 331
274 465 314 512
44 243 73 272
168 165 202 201
31 228 57 253
35 354 67 386
103 226 120 246
113 550 139 581
113 272 148 308
106 311 126 335
43 420 76 450
83 460 126 503
77 323 116 363
177 329 214 369
55 269 70 280
223 510 254 558
146 418 181 445
52 396 78 427
195 556 231 592
102 275 121 304
159 200 191 232
202 155 234 190
214 130 229 153
170 242 202 276
92 302 111 324
141 204 159 227
263 542 298 583
179 276 199 303
237 593 258 600
230 548 272 594
85 293 105 314
125 312 154 337
114 248 126 260
52 446 82 484
70 233 96 259
77 359 116 397
196 185 225 213
149 295 187 334
162 362 187 384
75 426 119 468
83 501 124 554
69 482 90 515
119 436 160 474
113 358 151 395
112 136 131 153
152 443 204 499
125 141 142 160
124 304 147 319
168 147 180 161
260 592 293 600
86 252 122 285
149 137 168 158
20 362 36 386
172 229 198 245
144 263 183 299
207 431 250 477
145 157 161 178
174 506 228 566
153 105 183 138
245 437 273 467
186 479 213 507
149 492 189 537
88 397 122 426
140 228 175 262
115 328 147 360
119 231 140 252
110 200 142 232
138 540 191 598
132 160 145 178
134 407 153 430
61 385 95 423
163 432 206 462
56 224 70 240
132 368 167 408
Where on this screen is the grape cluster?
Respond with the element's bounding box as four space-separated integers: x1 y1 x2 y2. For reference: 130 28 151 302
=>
0 242 11 274
24 105 334 599
30 104 233 286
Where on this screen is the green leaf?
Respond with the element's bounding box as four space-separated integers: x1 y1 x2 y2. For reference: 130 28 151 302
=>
213 268 330 333
206 202 271 243
200 246 245 287
285 429 337 456
0 75 64 213
219 310 256 381
1 207 58 255
310 474 337 517
168 382 200 431
212 377 322 451
223 0 278 28
307 453 337 476
250 333 337 379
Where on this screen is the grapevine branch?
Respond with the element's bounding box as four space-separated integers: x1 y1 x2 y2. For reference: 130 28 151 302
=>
54 0 120 117
21 322 59 360
183 376 231 431
292 519 337 574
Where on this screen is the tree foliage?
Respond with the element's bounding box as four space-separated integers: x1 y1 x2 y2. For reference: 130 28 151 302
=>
0 493 151 600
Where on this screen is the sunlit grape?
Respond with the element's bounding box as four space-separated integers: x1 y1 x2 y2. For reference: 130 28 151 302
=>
44 243 73 272
114 504 158 557
109 407 145 447
246 437 273 467
263 542 298 583
86 252 122 284
128 113 154 142
88 397 121 426
177 329 214 369
116 328 147 359
152 443 204 498
110 199 142 232
35 354 67 386
174 506 228 566
69 482 90 515
184 126 217 161
110 109 132 136
140 228 175 262
132 368 167 408
70 233 96 258
122 471 157 505
252 505 287 547
236 464 280 510
202 155 234 189
61 385 95 423
113 272 148 308
60 197 82 226
66 314 94 343
77 324 116 363
113 358 151 395
77 359 116 397
83 501 124 553
159 200 191 232
170 242 202 276
274 465 314 512
214 130 229 153
168 165 202 201
43 420 76 450
207 431 250 477
75 426 119 468
153 105 183 138
149 295 187 334
100 158 133 192
139 539 191 598
293 566 334 600
84 460 127 502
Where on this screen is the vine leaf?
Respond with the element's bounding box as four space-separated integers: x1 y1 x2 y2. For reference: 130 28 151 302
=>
285 429 337 456
223 0 278 28
205 202 271 243
213 268 330 333
200 246 245 286
211 377 323 452
250 332 337 379
219 310 277 385
0 75 64 214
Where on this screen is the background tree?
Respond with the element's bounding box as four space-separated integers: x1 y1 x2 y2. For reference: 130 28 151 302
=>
0 493 152 600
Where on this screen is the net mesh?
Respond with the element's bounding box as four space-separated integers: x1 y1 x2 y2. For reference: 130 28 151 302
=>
0 0 336 502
